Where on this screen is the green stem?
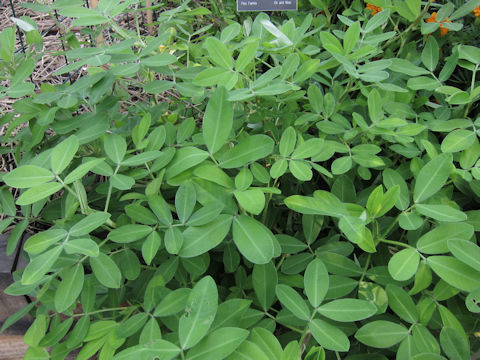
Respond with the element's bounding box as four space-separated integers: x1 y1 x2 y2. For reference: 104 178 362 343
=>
379 238 412 248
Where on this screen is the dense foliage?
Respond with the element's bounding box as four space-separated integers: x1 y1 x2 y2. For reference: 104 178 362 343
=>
1 0 480 359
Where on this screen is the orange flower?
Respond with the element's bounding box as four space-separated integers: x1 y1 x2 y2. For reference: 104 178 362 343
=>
473 6 480 17
366 3 382 15
425 12 452 36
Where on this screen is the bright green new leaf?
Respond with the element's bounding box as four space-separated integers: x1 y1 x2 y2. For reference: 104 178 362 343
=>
309 319 350 352
203 86 233 154
304 258 329 307
179 276 218 349
233 215 274 264
285 191 348 218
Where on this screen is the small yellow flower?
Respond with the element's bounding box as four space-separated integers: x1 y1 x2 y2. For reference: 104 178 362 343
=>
473 6 480 17
426 12 452 36
366 3 382 15
158 45 166 52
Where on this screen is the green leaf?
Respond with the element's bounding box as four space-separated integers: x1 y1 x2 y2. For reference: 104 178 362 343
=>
125 204 157 225
417 223 474 254
141 53 177 67
179 215 232 257
64 158 106 184
413 153 452 203
16 182 62 205
51 135 79 174
279 127 296 157
90 253 122 288
219 135 274 169
249 327 283 360
187 203 224 226
1 300 38 333
3 165 54 188
154 288 191 317
388 247 420 281
117 313 148 338
203 86 233 155
317 299 377 322
450 0 480 20
144 80 174 94
427 256 480 292
104 133 127 164
448 240 480 271
236 41 259 72
421 36 439 72
142 231 162 265
252 262 278 311
113 339 180 360
232 215 274 264
175 182 197 223
309 319 350 352
331 156 352 175
276 284 311 321
108 224 152 243
205 37 233 69
304 258 329 307
355 320 408 348
164 227 183 255
228 340 269 360
339 215 365 245
69 212 110 236
364 9 391 33
439 327 469 360
24 229 67 254
386 285 418 323
441 130 476 153
165 147 209 180
0 27 15 62
186 327 248 360
64 238 99 257
55 264 84 312
234 189 265 215
289 160 313 181
415 204 467 222
179 276 218 349
284 192 348 218
344 21 360 54
22 246 63 285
